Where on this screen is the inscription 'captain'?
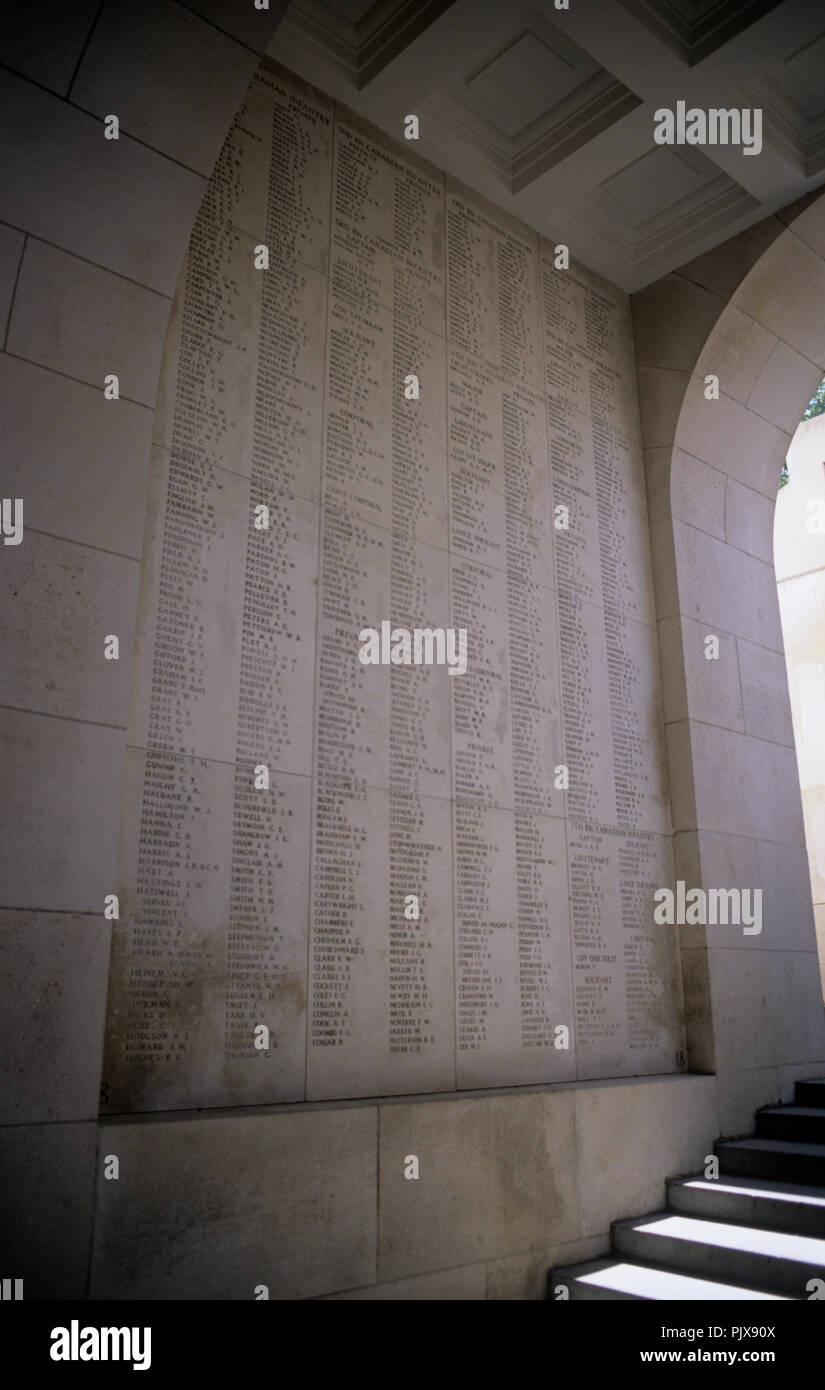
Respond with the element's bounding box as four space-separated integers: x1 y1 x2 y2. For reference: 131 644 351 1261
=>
359 621 467 675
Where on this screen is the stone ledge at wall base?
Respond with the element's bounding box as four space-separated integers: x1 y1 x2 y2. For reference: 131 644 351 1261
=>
85 1074 718 1301
550 1076 825 1300
4 1069 824 1299
3 1074 715 1300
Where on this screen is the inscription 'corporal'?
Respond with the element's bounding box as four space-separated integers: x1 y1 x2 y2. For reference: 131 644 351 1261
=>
359 620 467 675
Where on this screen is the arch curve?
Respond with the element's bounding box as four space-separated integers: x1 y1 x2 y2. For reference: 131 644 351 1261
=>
633 195 825 1127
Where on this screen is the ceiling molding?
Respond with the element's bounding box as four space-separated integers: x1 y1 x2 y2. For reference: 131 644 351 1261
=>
616 0 785 67
269 0 825 290
282 0 459 89
511 73 642 192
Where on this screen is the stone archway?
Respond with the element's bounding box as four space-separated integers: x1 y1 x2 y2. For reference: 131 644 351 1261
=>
3 1 825 1299
632 195 825 1134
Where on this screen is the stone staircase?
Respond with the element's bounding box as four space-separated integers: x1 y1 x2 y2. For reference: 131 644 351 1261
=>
550 1078 825 1300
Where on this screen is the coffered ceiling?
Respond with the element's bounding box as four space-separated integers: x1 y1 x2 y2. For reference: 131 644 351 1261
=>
268 0 825 290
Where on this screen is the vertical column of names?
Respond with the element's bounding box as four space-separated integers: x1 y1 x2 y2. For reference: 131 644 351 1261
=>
583 271 681 1070
447 187 572 1085
224 73 331 1100
308 119 453 1098
542 246 681 1075
105 87 268 1110
445 191 517 1076
503 383 572 1071
388 283 453 1085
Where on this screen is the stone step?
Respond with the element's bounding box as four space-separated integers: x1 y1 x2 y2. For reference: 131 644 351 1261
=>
796 1079 825 1109
548 1083 825 1300
612 1212 825 1296
549 1256 789 1301
716 1136 825 1185
757 1105 825 1143
668 1173 825 1236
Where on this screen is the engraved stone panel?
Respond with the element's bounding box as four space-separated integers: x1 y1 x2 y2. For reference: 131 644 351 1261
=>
104 61 683 1111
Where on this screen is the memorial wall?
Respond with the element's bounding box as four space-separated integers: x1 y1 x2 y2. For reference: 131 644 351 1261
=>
102 61 685 1114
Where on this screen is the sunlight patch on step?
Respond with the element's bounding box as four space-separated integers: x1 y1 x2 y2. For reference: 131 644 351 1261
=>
634 1215 825 1261
680 1179 825 1207
576 1263 788 1300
